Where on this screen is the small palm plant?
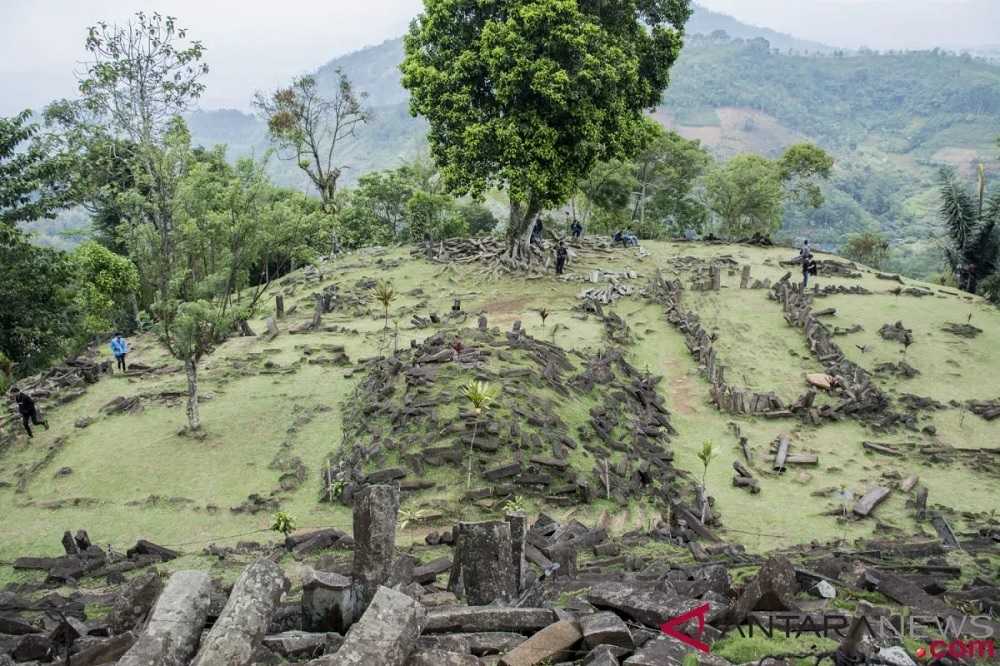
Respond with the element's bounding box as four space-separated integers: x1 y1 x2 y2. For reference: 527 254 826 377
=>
502 496 527 515
539 308 550 327
462 380 500 488
697 440 716 524
271 511 297 541
374 280 396 355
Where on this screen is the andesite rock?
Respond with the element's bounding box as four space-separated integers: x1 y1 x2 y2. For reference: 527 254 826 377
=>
499 619 582 666
191 558 289 666
579 611 634 650
351 484 399 616
117 570 212 666
311 586 425 666
301 567 353 634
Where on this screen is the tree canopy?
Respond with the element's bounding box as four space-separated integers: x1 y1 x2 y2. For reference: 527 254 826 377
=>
402 0 693 256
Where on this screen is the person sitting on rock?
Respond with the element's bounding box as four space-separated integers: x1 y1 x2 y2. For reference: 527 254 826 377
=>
10 387 48 439
555 241 569 275
109 333 129 373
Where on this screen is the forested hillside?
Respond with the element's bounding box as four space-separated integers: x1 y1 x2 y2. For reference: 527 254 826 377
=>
182 29 1000 278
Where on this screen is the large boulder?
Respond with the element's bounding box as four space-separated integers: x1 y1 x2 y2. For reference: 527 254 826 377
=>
424 607 558 634
727 556 800 623
117 570 212 666
110 571 163 634
302 567 354 633
313 586 425 666
191 558 289 666
587 581 723 630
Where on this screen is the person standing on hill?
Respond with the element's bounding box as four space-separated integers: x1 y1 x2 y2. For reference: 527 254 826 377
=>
555 241 569 275
570 218 583 240
10 388 48 439
110 333 129 373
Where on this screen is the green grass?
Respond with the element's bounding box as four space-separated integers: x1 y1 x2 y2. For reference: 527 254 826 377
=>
712 632 839 665
1 242 997 571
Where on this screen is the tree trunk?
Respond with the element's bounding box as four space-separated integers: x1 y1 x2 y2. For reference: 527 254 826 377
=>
184 358 201 431
506 197 541 262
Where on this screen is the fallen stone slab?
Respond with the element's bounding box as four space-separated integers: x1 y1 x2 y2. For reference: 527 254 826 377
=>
191 558 289 666
409 649 481 665
425 607 558 634
126 539 179 562
413 557 452 584
0 615 40 635
588 582 722 630
579 611 634 650
110 571 163 634
624 634 732 666
313 586 425 666
117 570 212 666
262 631 342 659
853 487 891 517
499 619 582 666
52 631 136 666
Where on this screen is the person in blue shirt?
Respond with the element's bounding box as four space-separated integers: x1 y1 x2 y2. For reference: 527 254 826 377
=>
110 333 129 373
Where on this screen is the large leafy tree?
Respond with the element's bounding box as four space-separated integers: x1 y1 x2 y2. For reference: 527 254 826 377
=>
0 231 79 375
1 111 75 226
938 166 1000 294
706 143 832 238
401 0 693 260
630 123 711 236
254 72 372 211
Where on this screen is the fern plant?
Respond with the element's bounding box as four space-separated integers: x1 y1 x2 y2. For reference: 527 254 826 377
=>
374 280 396 356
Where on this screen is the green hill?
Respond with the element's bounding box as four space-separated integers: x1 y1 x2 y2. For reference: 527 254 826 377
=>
2 241 997 574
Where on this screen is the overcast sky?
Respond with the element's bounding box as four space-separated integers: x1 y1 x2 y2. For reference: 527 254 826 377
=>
2 0 997 116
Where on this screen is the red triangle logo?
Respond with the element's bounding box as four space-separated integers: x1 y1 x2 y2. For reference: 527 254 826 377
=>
660 603 712 653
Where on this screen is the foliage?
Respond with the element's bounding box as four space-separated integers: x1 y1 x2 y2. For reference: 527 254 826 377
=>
254 71 372 209
630 124 712 236
842 232 890 269
980 273 1000 306
402 0 693 254
705 145 831 238
157 299 231 365
705 155 784 238
502 496 527 515
79 12 207 144
938 167 1000 293
271 511 296 538
71 241 140 336
0 110 76 226
777 143 835 208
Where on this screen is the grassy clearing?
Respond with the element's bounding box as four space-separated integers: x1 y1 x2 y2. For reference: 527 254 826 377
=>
1 242 996 570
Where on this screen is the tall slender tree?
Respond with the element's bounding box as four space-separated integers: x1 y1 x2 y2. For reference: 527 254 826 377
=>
77 12 208 306
254 71 372 212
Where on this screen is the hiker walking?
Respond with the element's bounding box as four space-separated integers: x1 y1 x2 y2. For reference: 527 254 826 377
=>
10 388 48 439
570 218 583 240
555 241 569 275
110 333 129 373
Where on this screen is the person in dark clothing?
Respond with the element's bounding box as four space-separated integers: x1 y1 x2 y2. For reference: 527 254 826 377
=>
802 252 818 288
10 388 48 439
612 230 625 247
570 218 583 240
555 242 568 275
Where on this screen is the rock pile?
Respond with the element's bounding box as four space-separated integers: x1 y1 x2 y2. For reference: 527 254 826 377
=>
3 502 996 666
325 324 680 508
772 279 903 428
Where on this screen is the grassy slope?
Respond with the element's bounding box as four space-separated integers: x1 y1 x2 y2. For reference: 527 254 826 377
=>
1 242 998 576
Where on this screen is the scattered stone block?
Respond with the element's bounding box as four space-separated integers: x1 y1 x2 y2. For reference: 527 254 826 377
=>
579 612 633 650
313 586 425 666
499 619 582 666
302 567 354 634
117 570 212 666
